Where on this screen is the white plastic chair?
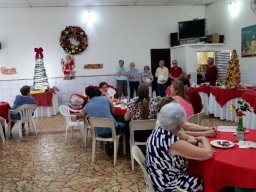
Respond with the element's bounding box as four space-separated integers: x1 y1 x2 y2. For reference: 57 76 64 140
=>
0 117 6 144
88 117 126 166
187 111 204 125
59 105 89 147
132 146 188 192
8 104 37 139
129 119 156 170
132 146 154 192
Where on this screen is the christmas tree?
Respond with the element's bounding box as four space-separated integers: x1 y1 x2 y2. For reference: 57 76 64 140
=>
33 47 49 90
224 49 241 89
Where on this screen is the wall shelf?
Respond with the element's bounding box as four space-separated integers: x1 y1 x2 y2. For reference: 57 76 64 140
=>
171 43 225 49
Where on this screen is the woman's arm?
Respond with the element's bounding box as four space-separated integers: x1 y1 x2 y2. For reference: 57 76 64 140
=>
169 136 214 161
124 108 131 121
184 122 216 134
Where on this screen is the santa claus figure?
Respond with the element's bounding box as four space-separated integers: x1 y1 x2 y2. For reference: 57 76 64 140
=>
69 94 87 111
61 55 76 80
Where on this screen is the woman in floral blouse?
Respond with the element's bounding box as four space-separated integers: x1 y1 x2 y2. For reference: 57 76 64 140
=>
124 84 158 141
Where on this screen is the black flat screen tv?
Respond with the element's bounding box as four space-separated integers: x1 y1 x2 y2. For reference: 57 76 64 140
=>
178 19 206 39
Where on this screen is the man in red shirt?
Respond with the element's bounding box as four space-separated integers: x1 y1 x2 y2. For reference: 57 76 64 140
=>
205 57 218 86
169 60 183 84
182 79 203 114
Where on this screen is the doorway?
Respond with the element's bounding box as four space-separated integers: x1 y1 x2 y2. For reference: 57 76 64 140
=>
150 49 170 94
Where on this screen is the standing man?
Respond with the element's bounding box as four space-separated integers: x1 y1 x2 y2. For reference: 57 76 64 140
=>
169 60 183 84
205 57 218 86
115 59 128 99
128 62 140 99
155 60 169 97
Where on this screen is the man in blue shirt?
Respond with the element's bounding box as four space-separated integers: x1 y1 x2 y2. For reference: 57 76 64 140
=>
128 62 140 99
82 86 125 138
115 60 128 99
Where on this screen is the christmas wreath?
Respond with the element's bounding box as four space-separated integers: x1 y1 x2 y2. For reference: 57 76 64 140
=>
59 26 88 55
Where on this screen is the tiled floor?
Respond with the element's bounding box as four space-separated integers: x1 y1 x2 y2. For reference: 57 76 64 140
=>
0 115 236 192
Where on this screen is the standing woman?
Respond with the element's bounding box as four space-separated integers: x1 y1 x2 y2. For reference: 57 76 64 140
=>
141 66 154 97
128 62 140 99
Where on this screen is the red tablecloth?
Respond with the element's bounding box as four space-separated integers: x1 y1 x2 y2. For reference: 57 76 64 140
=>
0 102 11 122
241 89 256 114
31 92 53 107
191 85 210 95
189 130 256 192
210 87 246 107
113 107 127 116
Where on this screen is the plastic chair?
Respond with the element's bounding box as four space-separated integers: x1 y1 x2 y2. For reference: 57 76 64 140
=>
0 117 6 144
8 104 37 139
132 146 188 192
129 119 156 170
88 117 126 166
132 146 154 192
187 111 204 125
59 105 89 147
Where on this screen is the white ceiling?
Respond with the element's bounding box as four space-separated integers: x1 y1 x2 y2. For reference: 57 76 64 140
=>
0 0 220 8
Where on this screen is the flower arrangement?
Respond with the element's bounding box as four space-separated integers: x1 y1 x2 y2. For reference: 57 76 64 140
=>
230 100 253 117
59 26 88 55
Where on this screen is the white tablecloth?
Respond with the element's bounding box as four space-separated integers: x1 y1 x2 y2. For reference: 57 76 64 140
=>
198 92 209 115
34 94 59 118
208 93 256 129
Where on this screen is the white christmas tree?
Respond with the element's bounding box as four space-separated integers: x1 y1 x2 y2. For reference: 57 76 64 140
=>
33 47 49 90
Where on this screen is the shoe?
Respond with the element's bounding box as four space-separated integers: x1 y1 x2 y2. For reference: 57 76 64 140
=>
105 143 113 157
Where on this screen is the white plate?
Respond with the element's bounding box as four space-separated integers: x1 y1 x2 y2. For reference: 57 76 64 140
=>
210 140 235 149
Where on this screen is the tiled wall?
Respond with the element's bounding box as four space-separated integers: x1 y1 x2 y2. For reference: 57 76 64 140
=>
0 75 116 106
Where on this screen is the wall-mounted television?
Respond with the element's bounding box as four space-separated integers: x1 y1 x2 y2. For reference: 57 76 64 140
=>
178 19 206 39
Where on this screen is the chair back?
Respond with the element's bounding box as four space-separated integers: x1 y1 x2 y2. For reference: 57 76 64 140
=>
187 112 204 125
132 146 154 192
59 105 73 124
88 117 116 139
129 119 156 144
11 104 37 122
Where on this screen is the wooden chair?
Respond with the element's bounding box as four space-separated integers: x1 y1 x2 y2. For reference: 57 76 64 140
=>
187 111 204 125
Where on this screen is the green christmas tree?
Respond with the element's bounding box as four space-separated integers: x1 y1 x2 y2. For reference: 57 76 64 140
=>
33 47 49 90
225 49 241 89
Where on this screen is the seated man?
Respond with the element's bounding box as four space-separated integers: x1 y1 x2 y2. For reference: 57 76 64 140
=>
182 79 203 114
76 86 126 155
10 85 36 136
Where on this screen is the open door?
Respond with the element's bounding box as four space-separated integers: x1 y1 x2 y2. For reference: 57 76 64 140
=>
150 49 170 95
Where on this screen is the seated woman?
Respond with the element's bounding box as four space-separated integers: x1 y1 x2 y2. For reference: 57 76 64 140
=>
146 102 214 191
182 78 203 114
99 82 111 98
124 84 158 141
170 80 194 118
10 85 36 136
158 97 216 137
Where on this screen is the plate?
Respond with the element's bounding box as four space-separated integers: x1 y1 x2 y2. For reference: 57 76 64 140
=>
210 140 235 148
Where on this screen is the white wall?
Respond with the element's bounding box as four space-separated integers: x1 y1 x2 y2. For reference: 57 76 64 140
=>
0 6 205 80
206 0 256 84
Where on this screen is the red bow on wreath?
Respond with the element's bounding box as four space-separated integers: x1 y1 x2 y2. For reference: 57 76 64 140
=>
34 47 44 59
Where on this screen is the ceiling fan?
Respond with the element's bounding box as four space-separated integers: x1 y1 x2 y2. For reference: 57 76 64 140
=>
251 0 256 13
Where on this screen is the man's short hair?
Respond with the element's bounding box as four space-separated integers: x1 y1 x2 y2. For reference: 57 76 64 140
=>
85 86 101 99
182 78 191 87
119 60 124 63
20 85 31 96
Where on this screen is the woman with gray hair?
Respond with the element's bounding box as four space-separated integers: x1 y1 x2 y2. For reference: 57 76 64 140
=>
146 102 213 192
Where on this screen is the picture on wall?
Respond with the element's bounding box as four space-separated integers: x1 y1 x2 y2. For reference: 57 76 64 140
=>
241 24 256 57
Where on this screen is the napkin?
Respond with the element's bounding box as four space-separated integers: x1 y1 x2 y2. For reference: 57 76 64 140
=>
237 141 256 149
218 126 250 133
